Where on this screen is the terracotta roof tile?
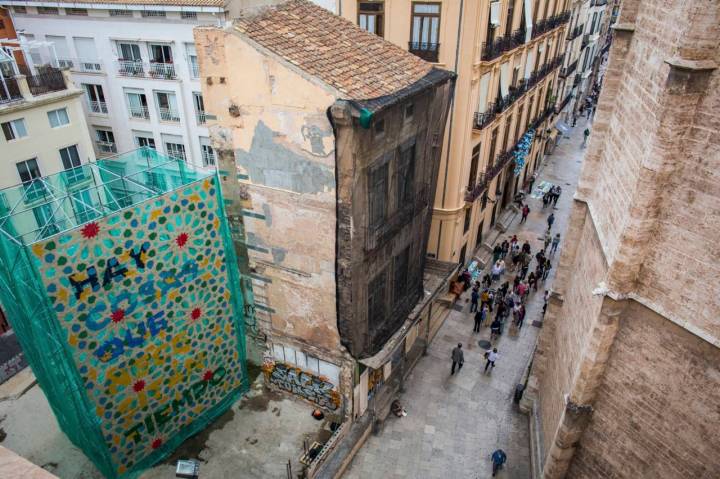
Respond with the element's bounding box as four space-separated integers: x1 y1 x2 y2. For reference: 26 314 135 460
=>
233 0 434 100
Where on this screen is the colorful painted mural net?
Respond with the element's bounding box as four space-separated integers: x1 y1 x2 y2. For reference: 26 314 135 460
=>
0 148 249 478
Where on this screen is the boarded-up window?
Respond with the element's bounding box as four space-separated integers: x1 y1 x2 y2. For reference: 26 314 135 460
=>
368 269 387 331
397 142 416 206
393 247 410 302
369 163 388 227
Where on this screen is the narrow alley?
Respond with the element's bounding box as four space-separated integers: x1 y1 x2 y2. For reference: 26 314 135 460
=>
344 117 592 479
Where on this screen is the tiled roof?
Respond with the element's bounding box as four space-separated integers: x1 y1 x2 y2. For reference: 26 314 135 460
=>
234 0 435 100
9 0 225 7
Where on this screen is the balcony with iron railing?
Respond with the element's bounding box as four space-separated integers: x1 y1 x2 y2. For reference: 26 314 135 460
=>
116 60 177 79
408 42 439 63
26 70 67 96
158 107 180 122
466 105 557 202
196 111 207 125
591 0 608 6
532 11 571 39
472 56 563 131
88 100 108 114
566 24 584 41
581 34 590 49
190 62 200 79
129 105 150 120
58 58 103 73
481 27 526 61
559 60 578 78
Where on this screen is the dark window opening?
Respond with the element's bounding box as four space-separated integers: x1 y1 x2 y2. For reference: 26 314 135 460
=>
467 143 481 191
368 269 388 332
393 247 410 303
463 208 472 233
374 118 385 136
397 142 416 206
369 163 388 227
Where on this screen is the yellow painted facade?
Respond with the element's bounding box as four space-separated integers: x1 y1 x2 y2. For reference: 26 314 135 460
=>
338 0 571 264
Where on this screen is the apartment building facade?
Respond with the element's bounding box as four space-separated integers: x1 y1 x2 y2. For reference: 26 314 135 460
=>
521 0 720 477
340 0 571 265
0 68 95 240
1 0 234 168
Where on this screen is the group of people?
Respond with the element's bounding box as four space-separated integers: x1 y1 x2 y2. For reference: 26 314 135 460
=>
542 185 562 208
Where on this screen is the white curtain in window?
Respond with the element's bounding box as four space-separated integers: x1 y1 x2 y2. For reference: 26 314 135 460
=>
168 93 178 113
477 73 491 113
525 47 535 78
74 37 97 61
524 0 533 42
490 1 501 26
500 62 510 97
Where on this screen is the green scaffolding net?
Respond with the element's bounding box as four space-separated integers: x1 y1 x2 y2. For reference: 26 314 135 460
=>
0 148 249 478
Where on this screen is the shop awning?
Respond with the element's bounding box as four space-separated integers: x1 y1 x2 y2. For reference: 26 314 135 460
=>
555 121 570 134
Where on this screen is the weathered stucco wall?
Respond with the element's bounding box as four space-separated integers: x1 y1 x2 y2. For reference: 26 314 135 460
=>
194 26 343 355
333 74 454 358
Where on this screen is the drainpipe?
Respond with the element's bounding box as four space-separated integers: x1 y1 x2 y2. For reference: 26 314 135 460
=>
436 0 465 258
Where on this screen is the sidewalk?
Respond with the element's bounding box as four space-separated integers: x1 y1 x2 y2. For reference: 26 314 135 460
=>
343 120 590 479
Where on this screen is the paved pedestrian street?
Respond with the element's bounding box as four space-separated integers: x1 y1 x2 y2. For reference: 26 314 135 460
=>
344 119 590 479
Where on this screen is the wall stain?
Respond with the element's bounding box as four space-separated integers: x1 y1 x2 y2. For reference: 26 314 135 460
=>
235 121 335 195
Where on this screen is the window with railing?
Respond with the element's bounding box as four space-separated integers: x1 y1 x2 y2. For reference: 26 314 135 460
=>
193 92 206 124
358 1 384 37
13 6 27 13
83 84 108 114
181 11 197 19
37 7 59 14
409 3 441 62
126 91 149 119
109 9 133 17
201 142 216 167
141 10 166 17
66 8 88 16
95 129 117 155
155 91 180 122
165 141 186 162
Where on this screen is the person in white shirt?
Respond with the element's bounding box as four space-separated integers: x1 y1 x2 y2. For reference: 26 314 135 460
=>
484 348 499 373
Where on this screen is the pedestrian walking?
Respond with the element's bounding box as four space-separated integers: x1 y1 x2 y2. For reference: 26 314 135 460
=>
484 348 499 373
543 290 550 316
490 318 502 341
552 186 562 205
482 273 492 288
521 241 531 255
572 114 577 127
470 288 479 312
492 244 503 263
520 204 530 223
516 304 526 329
542 192 550 209
547 212 555 231
474 305 488 332
582 127 590 147
451 343 464 375
500 239 509 258
491 449 507 477
543 230 552 251
528 271 537 291
550 233 561 255
542 258 552 280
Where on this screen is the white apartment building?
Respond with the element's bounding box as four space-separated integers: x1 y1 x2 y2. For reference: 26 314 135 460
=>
1 0 240 169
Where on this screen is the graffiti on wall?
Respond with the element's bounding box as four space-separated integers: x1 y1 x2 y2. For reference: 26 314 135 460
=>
31 177 245 476
264 362 340 411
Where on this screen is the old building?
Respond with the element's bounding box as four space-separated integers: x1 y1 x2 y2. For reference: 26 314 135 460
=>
194 0 455 473
521 0 720 477
339 0 571 266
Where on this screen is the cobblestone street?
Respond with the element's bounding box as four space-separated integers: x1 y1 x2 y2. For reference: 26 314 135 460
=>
344 118 591 479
